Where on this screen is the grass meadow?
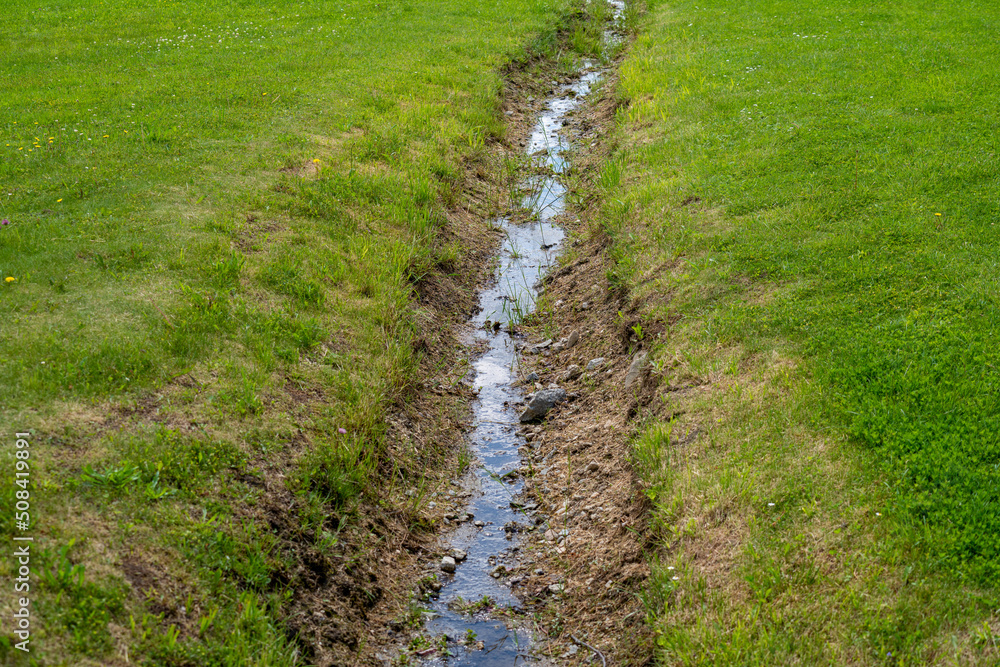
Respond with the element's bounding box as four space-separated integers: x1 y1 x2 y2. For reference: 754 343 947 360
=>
603 0 1000 663
0 0 579 663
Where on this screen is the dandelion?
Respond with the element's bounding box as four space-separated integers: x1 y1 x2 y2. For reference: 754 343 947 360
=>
934 213 942 217
5 277 16 283
312 158 321 163
56 199 63 202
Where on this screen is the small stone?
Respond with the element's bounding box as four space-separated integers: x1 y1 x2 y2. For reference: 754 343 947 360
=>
566 330 580 347
544 529 558 542
586 461 600 472
519 387 567 422
524 371 539 383
548 583 565 594
585 358 605 372
474 520 486 528
580 301 590 310
441 556 456 573
452 549 468 562
534 568 545 575
561 364 582 381
624 351 650 389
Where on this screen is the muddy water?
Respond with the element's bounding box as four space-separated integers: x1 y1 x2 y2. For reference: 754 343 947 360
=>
415 64 609 665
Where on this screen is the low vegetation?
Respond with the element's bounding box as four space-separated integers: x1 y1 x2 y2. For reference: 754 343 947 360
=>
600 0 1000 662
0 0 586 663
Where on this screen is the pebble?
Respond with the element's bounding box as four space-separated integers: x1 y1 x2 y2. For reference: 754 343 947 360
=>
548 583 565 594
586 461 600 472
474 520 486 528
452 549 468 562
441 556 456 573
528 339 553 354
585 357 605 372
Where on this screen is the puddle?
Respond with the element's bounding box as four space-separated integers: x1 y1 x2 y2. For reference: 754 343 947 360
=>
412 10 623 666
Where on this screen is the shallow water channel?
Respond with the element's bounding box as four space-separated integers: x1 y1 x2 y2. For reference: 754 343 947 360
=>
414 60 610 666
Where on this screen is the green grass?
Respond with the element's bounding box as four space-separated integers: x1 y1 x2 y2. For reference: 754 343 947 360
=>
602 0 1000 663
0 0 583 663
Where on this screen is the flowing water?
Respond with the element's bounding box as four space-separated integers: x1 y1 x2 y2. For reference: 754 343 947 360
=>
415 9 623 664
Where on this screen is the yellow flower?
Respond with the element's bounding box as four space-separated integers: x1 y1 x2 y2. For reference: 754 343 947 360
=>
5 277 16 283
312 158 321 163
934 212 942 216
57 198 63 202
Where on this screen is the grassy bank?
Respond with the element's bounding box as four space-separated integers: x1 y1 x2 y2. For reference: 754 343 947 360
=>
0 0 579 663
601 0 1000 663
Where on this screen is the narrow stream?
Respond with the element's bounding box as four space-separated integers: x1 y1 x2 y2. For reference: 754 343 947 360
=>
417 8 622 664
418 75 600 667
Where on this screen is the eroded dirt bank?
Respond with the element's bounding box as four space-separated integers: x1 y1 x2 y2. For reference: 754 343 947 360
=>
362 8 657 667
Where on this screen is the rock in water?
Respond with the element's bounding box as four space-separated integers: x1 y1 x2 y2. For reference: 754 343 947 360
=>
519 388 567 422
441 556 457 573
624 351 649 389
